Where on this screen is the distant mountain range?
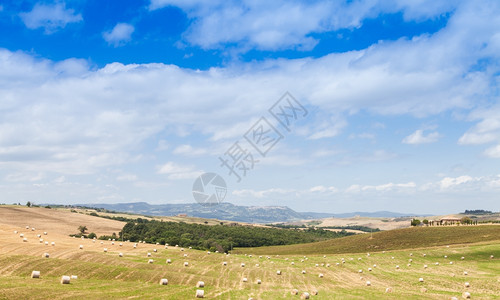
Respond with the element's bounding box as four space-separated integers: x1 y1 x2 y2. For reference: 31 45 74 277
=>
75 202 423 223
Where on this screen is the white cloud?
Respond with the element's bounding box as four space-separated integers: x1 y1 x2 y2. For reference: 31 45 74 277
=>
149 0 458 51
361 182 416 191
5 172 44 182
102 23 135 47
173 144 207 156
310 185 338 193
19 3 82 34
439 175 476 189
157 162 202 180
402 129 440 144
484 144 500 158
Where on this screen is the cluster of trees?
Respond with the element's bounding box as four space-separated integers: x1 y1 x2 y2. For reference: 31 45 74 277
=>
463 210 493 215
120 220 355 252
411 217 479 226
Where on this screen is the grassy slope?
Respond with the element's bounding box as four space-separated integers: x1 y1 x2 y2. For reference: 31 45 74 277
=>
232 225 500 255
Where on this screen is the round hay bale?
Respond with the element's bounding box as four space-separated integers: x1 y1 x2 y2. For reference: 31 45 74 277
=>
410 253 413 256
409 259 413 263
368 268 372 272
450 261 453 265
222 261 227 266
242 278 248 282
257 279 261 284
134 243 137 248
311 290 318 295
241 263 245 267
461 257 465 260
302 270 306 274
196 281 204 288
119 243 123 247
315 264 319 267
148 259 154 264
39 239 43 243
14 230 17 234
301 292 310 299
44 241 48 245
419 278 424 282
463 271 468 275
60 276 70 284
373 264 377 268
184 254 188 257
358 269 363 273
79 245 83 249
71 275 77 280
326 263 330 267
196 289 204 298
276 270 281 275
160 278 168 285
444 255 447 258
291 262 294 265
167 259 172 264
103 248 107 252
336 263 339 266
100 241 104 244
435 262 439 265
51 242 55 246
462 292 471 299
464 282 470 287
291 289 299 295
395 265 399 269
119 253 123 257
37 234 41 238
385 287 392 293
423 254 426 257
366 281 371 286
19 234 24 238
31 271 40 278
26 226 29 229
92 240 95 243
23 238 28 242
318 273 323 278
147 253 151 257
490 255 494 259
255 264 259 267
153 249 157 252
184 262 189 267
111 242 115 245
424 265 428 269
43 232 47 235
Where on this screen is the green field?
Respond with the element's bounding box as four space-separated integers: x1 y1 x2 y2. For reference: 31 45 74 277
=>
0 225 499 299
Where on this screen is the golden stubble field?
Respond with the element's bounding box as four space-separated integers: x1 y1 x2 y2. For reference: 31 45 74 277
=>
0 206 499 299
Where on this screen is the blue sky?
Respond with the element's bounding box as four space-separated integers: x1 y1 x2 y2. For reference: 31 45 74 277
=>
0 0 499 214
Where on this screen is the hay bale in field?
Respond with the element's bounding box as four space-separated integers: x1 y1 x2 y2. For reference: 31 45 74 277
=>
464 282 470 287
119 243 123 247
51 242 55 246
196 289 204 298
167 259 172 263
461 257 465 260
20 233 24 238
311 290 318 295
490 255 494 259
323 255 326 258
71 275 77 279
184 254 188 257
79 245 83 249
291 289 299 295
463 271 468 275
196 281 204 287
103 248 107 252
373 264 377 268
100 241 104 244
37 234 41 238
435 262 439 265
391 257 394 259
410 253 413 256
336 263 339 266
148 259 154 264
358 258 361 261
301 292 310 299
119 253 123 257
318 273 323 278
358 270 363 273
44 241 48 245
451 297 459 300
160 278 168 285
302 270 306 274
277 270 281 275
385 287 392 293
134 243 137 248
242 278 248 282
256 279 261 284
92 240 95 243
14 230 18 234
315 264 319 267
326 263 330 267
23 238 28 242
395 265 400 269
60 276 70 284
31 271 40 278
222 261 227 266
291 262 294 265
462 292 471 299
409 259 413 263
153 249 157 252
255 264 259 267
366 281 371 286
423 254 426 257
419 278 424 282
26 226 29 229
43 232 47 235
368 268 372 272
424 265 428 269
241 263 245 267
184 262 189 267
444 255 447 258
147 253 152 257
39 239 43 243
111 242 115 245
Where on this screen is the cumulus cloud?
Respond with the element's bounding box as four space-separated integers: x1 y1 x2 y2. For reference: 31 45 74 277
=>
402 129 440 144
173 144 207 156
19 3 82 34
149 0 457 51
102 23 135 47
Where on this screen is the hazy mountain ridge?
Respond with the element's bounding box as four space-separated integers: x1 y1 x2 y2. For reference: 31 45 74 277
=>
76 202 420 223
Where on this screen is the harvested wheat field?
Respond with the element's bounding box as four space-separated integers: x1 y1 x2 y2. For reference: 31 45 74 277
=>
0 207 499 299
